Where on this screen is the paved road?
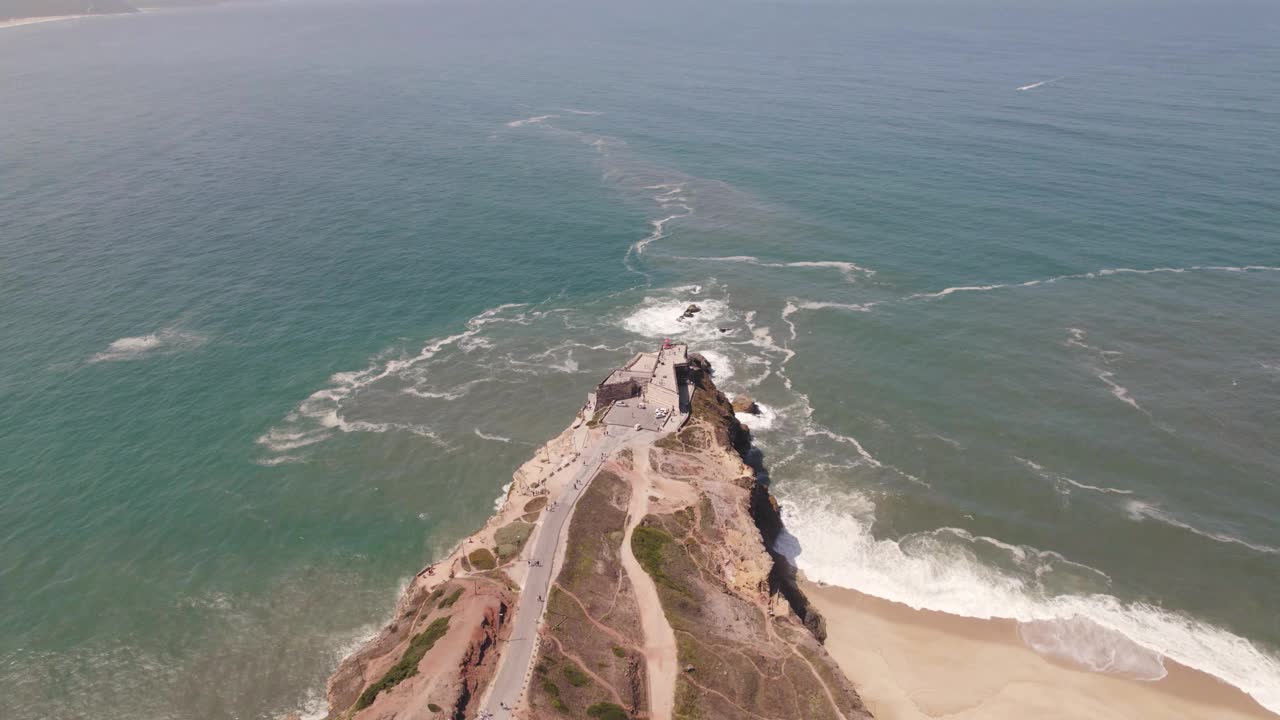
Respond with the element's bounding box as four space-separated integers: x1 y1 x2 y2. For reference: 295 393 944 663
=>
479 428 634 719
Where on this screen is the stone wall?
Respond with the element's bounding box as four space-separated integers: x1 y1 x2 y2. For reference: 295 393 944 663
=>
595 379 641 406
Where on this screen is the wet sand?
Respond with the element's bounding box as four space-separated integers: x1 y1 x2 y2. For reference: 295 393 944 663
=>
803 580 1277 720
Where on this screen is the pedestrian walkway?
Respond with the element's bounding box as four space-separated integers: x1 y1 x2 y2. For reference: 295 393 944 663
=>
478 428 636 718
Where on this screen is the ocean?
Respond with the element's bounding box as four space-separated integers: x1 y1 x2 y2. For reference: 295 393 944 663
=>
1 0 1278 717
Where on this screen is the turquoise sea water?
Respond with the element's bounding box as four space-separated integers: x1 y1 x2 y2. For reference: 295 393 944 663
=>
2 1 1279 717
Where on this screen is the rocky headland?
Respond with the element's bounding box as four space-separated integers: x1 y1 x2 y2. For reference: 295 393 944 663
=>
321 351 869 720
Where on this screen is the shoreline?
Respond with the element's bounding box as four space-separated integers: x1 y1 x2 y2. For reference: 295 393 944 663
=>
0 15 94 30
802 579 1278 720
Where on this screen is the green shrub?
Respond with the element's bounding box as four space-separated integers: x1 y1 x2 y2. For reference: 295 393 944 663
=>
562 661 591 687
587 702 630 720
467 548 497 570
631 526 685 592
438 588 464 609
354 616 451 710
611 645 627 658
427 703 441 712
494 521 533 560
542 680 568 712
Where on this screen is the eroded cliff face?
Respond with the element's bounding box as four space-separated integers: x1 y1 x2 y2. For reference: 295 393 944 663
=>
629 354 871 720
323 350 868 720
325 577 513 720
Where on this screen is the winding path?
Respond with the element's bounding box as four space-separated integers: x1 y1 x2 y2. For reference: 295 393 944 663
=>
619 437 679 720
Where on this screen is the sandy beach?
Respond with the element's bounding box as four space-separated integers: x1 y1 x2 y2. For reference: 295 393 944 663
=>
803 580 1277 720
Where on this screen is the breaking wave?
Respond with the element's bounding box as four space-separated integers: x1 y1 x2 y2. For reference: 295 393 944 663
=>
735 402 777 431
1125 501 1280 556
1016 456 1133 496
779 487 1280 714
697 349 735 382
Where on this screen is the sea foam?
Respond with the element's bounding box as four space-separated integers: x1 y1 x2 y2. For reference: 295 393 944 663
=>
620 296 731 343
672 254 876 282
735 402 778 431
779 487 1280 714
910 264 1280 302
88 328 206 363
257 304 527 458
505 114 557 128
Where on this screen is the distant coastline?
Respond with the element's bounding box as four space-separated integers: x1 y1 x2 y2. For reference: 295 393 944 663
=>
0 0 245 30
0 14 91 30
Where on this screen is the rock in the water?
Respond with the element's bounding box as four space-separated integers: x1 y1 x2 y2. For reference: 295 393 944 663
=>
731 394 760 415
681 303 702 319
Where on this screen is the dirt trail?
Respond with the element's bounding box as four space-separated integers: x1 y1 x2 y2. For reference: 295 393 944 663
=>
620 438 679 720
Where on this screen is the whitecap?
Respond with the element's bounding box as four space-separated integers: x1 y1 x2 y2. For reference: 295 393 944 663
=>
88 328 206 363
1017 76 1063 91
254 455 306 467
505 114 557 128
474 429 512 444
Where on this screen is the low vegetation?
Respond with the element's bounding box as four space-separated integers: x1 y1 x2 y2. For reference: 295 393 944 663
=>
495 520 534 561
542 680 569 713
586 702 630 720
437 588 464 609
354 616 451 710
630 525 685 593
562 661 591 687
467 548 497 570
586 405 609 428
